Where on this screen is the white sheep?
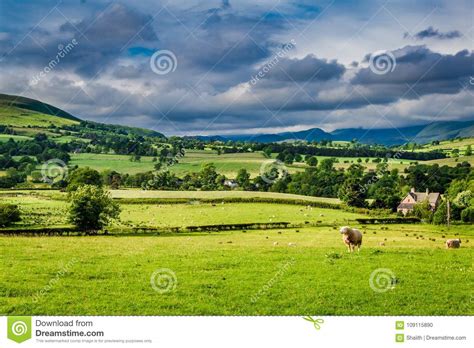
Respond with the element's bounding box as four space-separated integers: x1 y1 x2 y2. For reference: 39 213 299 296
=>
273 242 279 246
339 226 363 252
288 242 296 247
446 239 461 249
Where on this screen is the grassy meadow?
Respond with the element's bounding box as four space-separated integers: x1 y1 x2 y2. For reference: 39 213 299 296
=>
0 105 79 128
1 224 472 316
66 150 463 178
0 189 473 316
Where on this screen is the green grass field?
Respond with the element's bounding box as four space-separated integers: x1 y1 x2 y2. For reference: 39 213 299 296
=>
0 134 33 142
0 191 340 229
109 189 340 203
425 156 474 167
0 105 79 128
69 151 304 177
1 224 472 316
68 150 441 177
0 190 472 316
416 137 474 155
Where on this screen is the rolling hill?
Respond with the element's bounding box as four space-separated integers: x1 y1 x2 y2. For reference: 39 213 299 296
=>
0 93 81 128
0 93 165 138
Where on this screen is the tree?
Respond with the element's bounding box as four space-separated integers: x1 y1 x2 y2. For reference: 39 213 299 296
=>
0 204 21 227
461 207 474 223
263 147 272 158
412 200 433 222
236 168 250 189
338 178 367 207
432 200 448 225
305 156 318 167
68 185 120 231
200 163 219 190
67 167 103 191
465 145 472 156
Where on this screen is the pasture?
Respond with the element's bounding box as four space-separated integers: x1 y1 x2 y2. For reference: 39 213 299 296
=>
68 150 443 178
0 189 473 316
1 224 472 316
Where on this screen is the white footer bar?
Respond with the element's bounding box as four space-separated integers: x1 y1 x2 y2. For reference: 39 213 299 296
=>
1 316 472 347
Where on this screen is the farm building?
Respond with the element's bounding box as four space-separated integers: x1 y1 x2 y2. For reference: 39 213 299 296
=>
397 187 441 215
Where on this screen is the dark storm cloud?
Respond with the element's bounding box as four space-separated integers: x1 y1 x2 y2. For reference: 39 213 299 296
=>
264 54 346 82
404 26 462 40
352 46 474 97
0 3 158 76
58 3 157 76
1 0 473 135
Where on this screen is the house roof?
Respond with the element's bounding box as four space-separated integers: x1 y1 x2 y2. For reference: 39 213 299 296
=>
397 191 441 210
408 192 440 205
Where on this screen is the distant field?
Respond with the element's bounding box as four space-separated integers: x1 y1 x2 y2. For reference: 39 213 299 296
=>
0 190 340 229
170 150 287 177
120 202 353 229
110 189 340 203
0 134 33 142
416 137 474 154
302 156 414 171
69 151 303 177
70 153 157 174
0 105 79 128
424 155 474 166
52 135 88 144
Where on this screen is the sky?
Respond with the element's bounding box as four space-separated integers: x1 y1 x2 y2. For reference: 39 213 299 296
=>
0 0 473 136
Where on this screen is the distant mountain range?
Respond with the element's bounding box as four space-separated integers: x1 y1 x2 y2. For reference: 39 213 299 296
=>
196 120 474 145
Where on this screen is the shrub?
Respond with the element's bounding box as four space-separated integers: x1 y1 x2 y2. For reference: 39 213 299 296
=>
68 185 120 231
67 167 103 191
461 207 474 223
432 201 447 225
0 204 21 227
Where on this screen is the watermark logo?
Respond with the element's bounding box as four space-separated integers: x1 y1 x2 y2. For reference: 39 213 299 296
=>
369 268 397 293
150 50 178 75
30 38 79 85
251 258 295 303
369 50 396 75
395 333 405 343
150 268 177 293
259 159 288 184
303 316 324 330
41 158 68 184
32 258 78 303
250 39 296 86
7 316 32 343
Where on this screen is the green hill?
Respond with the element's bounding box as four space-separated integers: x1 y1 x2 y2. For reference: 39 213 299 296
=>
0 93 165 138
0 93 80 128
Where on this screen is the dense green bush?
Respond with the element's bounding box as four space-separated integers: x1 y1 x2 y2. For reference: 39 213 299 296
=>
68 185 120 231
0 204 21 227
461 207 474 223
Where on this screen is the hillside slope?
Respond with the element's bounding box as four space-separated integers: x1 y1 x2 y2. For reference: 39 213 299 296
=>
0 93 165 138
0 93 80 128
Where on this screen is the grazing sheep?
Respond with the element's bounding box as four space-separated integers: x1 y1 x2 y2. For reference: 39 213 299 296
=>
273 242 279 246
339 226 363 252
288 242 296 247
446 239 461 249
